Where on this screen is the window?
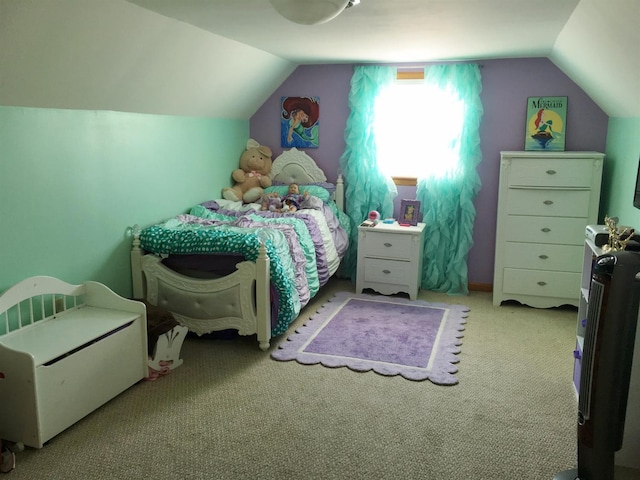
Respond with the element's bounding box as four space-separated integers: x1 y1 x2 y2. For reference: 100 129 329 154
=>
373 78 466 183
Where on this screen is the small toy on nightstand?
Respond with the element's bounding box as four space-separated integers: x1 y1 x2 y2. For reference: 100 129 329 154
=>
368 210 381 222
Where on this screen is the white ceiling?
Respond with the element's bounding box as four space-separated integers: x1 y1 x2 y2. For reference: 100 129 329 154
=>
130 0 581 64
1 0 638 118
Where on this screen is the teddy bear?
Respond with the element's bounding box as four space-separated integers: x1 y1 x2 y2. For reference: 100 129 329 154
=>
222 139 273 204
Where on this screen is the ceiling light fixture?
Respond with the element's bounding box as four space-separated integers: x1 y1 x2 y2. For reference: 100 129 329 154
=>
269 0 353 25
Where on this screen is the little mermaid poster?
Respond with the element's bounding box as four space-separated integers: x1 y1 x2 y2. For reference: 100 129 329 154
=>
524 96 567 151
280 96 319 148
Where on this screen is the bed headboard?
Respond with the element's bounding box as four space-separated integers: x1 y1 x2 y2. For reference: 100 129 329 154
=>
270 148 327 184
269 147 343 212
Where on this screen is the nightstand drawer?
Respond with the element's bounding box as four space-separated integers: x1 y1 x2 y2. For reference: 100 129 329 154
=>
503 243 583 272
504 216 586 245
502 268 580 300
360 232 413 260
508 158 594 188
363 258 413 284
506 189 590 217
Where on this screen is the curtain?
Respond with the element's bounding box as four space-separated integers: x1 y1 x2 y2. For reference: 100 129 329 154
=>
416 63 483 295
339 66 398 281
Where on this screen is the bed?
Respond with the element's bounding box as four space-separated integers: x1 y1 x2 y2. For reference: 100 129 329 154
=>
131 148 349 351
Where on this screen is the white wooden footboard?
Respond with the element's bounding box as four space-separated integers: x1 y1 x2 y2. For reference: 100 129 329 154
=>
128 164 345 351
131 234 271 351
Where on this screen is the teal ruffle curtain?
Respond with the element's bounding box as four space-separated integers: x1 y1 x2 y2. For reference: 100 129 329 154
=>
339 64 483 293
416 64 483 294
339 66 398 280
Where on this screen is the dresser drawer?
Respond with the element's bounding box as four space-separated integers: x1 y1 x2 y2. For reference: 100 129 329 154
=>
504 216 586 245
502 268 580 300
363 258 413 284
360 231 413 260
503 243 583 272
508 158 595 188
506 189 590 217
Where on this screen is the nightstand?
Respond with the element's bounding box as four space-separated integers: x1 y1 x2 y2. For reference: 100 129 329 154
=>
356 222 426 300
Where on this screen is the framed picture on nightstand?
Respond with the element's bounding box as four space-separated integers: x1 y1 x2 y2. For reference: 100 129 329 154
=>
400 199 421 226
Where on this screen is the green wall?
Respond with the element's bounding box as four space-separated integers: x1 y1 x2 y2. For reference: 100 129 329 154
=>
0 106 248 296
601 117 640 229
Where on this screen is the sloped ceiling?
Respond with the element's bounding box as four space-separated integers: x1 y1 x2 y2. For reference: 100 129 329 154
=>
0 0 296 119
0 0 638 118
550 0 640 118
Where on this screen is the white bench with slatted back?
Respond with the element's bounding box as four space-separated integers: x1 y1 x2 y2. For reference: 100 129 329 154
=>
0 276 147 448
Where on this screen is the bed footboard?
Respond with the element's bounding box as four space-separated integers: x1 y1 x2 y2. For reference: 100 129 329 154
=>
131 232 271 351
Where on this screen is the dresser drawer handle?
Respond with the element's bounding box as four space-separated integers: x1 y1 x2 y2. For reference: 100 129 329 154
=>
539 254 549 260
541 227 551 232
384 242 392 247
537 281 547 286
382 269 391 274
543 200 554 205
546 169 557 175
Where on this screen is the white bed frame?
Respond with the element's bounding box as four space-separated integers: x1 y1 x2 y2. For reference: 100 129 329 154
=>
131 148 345 351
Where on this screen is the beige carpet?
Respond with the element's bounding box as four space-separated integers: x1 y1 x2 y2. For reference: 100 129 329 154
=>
6 279 639 479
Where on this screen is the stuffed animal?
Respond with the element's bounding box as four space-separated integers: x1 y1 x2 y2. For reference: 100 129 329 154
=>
222 139 273 203
281 197 299 213
260 192 283 212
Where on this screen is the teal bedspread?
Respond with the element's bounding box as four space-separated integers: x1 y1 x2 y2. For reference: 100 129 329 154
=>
140 220 300 336
139 199 349 337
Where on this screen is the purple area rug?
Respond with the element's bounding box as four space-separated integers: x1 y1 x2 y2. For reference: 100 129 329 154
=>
271 292 469 384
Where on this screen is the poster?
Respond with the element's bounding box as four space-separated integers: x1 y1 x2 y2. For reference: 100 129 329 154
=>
524 96 567 151
280 96 319 148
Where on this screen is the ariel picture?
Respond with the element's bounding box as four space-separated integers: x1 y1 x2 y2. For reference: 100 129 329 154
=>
400 199 421 226
524 96 567 151
280 96 319 148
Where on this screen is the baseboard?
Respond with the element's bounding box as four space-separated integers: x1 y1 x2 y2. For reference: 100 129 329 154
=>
469 282 492 292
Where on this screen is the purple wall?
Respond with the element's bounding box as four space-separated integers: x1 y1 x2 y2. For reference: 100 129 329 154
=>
250 58 609 286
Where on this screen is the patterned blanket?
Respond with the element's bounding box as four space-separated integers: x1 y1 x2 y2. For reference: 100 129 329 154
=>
139 200 349 336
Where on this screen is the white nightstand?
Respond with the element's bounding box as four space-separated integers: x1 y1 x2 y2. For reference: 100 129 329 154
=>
356 222 426 300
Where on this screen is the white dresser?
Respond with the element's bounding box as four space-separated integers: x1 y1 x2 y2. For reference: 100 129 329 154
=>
493 151 604 307
356 222 425 300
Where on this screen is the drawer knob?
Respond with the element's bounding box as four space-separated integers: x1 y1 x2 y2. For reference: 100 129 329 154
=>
543 200 554 205
382 269 391 274
539 254 549 260
546 169 557 175
384 242 392 247
541 227 551 232
537 281 547 286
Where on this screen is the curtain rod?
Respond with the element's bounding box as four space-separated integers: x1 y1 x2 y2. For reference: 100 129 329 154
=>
396 63 484 80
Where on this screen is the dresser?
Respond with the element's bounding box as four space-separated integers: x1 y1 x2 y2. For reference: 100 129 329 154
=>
493 151 604 308
356 222 425 300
